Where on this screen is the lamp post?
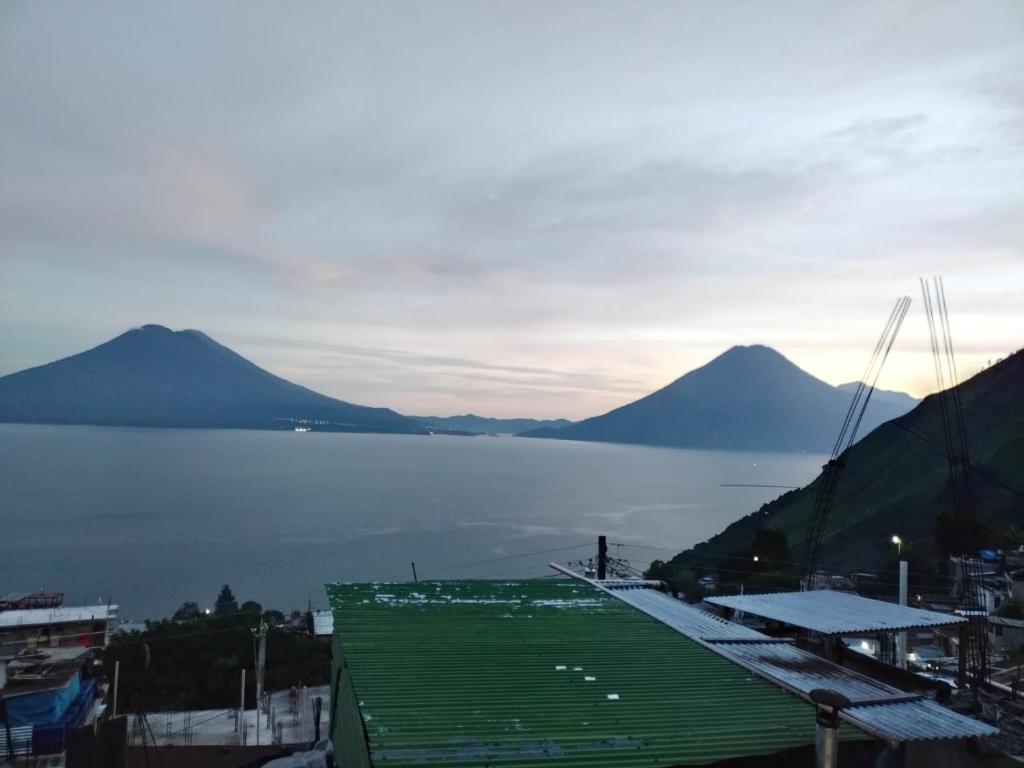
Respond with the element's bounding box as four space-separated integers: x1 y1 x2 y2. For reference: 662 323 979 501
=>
891 535 908 669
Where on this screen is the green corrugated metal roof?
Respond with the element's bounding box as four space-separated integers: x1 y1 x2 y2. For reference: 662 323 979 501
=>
327 580 825 767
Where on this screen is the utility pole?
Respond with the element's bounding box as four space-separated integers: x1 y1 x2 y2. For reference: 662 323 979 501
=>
238 668 246 736
597 536 608 580
411 562 418 582
251 622 268 744
112 660 120 718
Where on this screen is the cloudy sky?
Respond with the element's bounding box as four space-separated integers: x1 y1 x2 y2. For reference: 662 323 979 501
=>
1 1 1022 419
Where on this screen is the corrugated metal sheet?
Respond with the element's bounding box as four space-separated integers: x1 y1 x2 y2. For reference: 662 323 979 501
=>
327 580 828 767
711 642 901 702
587 579 996 744
843 699 996 742
607 585 766 641
705 591 964 634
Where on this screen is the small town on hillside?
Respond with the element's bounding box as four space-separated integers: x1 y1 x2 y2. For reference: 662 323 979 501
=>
4 532 1024 767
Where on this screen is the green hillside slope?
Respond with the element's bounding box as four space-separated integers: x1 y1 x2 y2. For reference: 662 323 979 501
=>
657 348 1024 587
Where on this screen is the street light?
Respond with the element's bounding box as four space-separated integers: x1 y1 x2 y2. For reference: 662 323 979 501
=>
891 535 902 557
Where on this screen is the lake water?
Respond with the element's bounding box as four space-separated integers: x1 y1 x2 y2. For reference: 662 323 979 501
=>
0 424 826 619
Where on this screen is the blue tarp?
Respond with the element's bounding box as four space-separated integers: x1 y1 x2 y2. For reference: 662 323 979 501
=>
2 673 80 727
33 678 96 755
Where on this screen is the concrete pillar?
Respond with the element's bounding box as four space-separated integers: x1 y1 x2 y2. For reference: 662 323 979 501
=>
897 560 908 669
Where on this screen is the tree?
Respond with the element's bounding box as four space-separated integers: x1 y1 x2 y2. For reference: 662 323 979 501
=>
98 619 331 710
751 528 789 568
240 600 262 617
262 609 286 626
214 584 238 616
172 601 200 622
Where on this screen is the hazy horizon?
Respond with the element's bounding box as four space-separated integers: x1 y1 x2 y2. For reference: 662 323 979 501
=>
0 322 966 423
2 1 1022 419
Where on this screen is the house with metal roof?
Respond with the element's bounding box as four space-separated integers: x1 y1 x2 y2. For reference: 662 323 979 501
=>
703 591 966 637
326 579 865 767
328 577 999 767
599 581 995 747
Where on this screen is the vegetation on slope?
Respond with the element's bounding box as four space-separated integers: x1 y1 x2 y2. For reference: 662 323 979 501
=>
650 348 1024 597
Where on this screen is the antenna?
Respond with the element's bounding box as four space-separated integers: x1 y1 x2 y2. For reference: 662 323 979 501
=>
799 296 911 589
920 277 987 688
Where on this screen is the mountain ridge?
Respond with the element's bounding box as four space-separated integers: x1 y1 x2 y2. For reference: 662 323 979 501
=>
660 347 1024 578
0 324 426 434
519 344 915 453
412 414 573 434
837 381 919 410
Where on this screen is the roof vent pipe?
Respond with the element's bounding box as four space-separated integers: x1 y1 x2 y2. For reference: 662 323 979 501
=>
809 688 851 768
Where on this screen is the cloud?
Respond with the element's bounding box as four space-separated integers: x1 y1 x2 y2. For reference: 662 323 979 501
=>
1 1 1022 416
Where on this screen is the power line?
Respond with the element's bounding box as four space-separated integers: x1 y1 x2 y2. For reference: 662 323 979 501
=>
414 543 592 576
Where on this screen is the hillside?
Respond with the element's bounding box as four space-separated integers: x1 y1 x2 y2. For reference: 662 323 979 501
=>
412 414 573 435
0 325 426 434
664 349 1024 576
519 345 914 453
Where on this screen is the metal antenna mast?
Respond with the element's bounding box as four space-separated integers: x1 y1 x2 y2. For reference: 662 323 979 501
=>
799 296 912 589
920 277 987 686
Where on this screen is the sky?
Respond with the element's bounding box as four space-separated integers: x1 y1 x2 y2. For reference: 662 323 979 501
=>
1 1 1022 420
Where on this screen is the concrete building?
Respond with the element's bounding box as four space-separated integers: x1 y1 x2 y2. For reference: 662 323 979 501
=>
989 616 1024 654
0 646 98 758
0 603 118 654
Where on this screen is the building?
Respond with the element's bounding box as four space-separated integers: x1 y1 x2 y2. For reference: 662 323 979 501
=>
704 589 968 671
0 646 98 757
326 577 1000 767
0 592 64 611
0 603 118 654
327 580 840 767
989 616 1024 654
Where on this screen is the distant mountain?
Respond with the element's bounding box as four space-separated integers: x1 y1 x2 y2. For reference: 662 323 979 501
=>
663 347 1024 574
0 325 426 434
837 382 918 411
412 414 573 435
519 345 915 453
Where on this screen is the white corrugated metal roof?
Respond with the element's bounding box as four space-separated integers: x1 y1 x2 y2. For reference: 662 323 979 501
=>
705 591 964 634
607 585 766 641
0 604 118 629
843 699 996 742
584 576 997 743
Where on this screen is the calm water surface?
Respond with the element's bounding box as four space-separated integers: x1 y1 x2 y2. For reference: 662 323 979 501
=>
0 425 826 619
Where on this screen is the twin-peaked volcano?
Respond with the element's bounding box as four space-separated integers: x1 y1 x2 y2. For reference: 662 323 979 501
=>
0 325 424 433
519 345 915 452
